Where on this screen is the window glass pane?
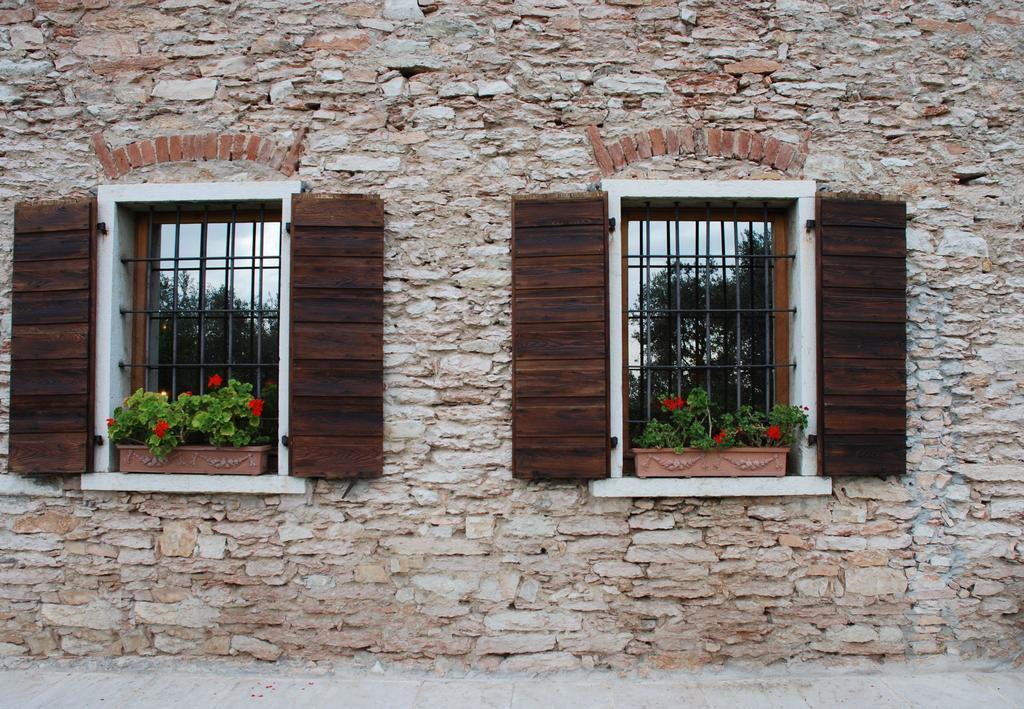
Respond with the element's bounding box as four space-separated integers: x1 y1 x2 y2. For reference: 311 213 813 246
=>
625 211 785 441
141 205 282 399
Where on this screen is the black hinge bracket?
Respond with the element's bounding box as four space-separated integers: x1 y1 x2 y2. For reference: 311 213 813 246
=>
610 436 618 449
96 222 108 236
805 219 815 232
807 434 817 447
281 435 289 448
284 222 291 234
608 217 616 233
93 435 104 446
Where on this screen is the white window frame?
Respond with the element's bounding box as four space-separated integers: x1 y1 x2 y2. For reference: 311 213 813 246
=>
592 179 832 498
82 181 310 495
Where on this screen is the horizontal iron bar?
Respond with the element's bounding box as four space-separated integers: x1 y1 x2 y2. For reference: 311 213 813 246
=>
121 255 281 264
119 362 275 369
121 308 279 316
625 253 794 261
627 308 795 315
627 363 795 370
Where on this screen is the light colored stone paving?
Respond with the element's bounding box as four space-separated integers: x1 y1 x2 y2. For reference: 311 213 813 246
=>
0 663 1021 709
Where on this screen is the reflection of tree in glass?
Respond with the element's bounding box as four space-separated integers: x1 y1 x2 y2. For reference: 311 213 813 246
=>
155 272 279 400
629 227 775 442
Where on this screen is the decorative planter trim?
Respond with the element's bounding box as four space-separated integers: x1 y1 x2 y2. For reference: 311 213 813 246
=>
633 447 788 478
117 444 272 476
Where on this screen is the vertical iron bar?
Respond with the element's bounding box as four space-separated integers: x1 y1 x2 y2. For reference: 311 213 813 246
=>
733 203 742 408
673 203 682 396
198 205 208 394
693 217 700 381
171 207 180 397
748 219 755 405
703 203 712 395
719 217 727 410
255 204 265 398
226 204 236 382
249 220 257 392
643 202 652 421
146 207 158 392
762 202 771 414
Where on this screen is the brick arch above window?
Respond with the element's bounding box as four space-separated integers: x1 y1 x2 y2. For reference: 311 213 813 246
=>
585 124 806 177
91 128 307 179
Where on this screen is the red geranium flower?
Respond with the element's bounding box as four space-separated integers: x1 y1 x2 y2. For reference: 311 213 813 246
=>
247 399 264 417
106 418 114 428
766 425 782 442
661 395 686 412
207 374 223 389
180 391 192 398
153 420 170 439
713 429 727 444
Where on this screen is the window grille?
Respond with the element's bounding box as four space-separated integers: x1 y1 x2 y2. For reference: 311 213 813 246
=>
625 202 795 445
119 204 282 400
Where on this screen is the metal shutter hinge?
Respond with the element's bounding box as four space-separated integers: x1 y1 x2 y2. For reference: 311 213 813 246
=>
93 435 104 446
281 435 289 447
285 222 291 234
610 436 618 449
608 217 616 233
807 434 817 446
805 219 815 232
97 222 108 236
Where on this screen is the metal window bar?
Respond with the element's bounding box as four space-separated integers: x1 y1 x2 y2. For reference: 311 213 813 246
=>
197 205 208 394
226 204 236 382
733 203 742 408
643 202 652 421
171 206 181 397
257 203 266 399
762 202 772 413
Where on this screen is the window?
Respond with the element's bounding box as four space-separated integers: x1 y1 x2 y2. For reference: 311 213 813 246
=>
598 179 828 497
9 181 384 490
88 181 307 494
623 204 791 454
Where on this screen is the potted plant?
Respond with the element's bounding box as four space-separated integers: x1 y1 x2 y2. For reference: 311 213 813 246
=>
632 388 809 478
107 375 273 475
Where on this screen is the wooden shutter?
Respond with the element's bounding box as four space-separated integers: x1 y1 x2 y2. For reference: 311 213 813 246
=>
10 199 96 474
289 194 383 478
512 193 610 480
817 195 907 476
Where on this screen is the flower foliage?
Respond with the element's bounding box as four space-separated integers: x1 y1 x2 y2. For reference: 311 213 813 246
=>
107 377 271 458
635 387 808 452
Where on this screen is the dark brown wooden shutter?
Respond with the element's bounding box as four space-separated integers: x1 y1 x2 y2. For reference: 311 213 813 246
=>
512 193 610 480
10 199 96 474
289 194 384 478
817 195 907 476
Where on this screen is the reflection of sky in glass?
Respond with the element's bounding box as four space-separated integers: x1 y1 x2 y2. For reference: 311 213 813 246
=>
626 219 771 368
156 220 281 311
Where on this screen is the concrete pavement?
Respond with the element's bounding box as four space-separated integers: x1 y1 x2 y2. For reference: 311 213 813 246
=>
0 660 1021 708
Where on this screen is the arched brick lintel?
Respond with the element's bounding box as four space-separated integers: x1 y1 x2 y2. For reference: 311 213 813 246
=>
586 124 806 177
91 128 307 179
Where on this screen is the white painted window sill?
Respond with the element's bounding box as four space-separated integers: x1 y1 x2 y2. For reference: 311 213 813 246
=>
81 473 311 495
589 476 832 498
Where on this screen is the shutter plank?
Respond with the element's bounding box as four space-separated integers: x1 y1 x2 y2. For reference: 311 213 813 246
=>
817 196 906 477
289 195 384 479
10 198 95 474
515 438 607 480
512 194 610 480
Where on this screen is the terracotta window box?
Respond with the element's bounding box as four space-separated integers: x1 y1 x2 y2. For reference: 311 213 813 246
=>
117 444 273 476
633 447 788 478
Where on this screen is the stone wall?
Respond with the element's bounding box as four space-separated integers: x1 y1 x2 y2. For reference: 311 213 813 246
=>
1 0 1022 670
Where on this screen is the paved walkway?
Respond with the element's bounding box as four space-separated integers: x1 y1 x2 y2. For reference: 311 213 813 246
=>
0 661 1021 708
